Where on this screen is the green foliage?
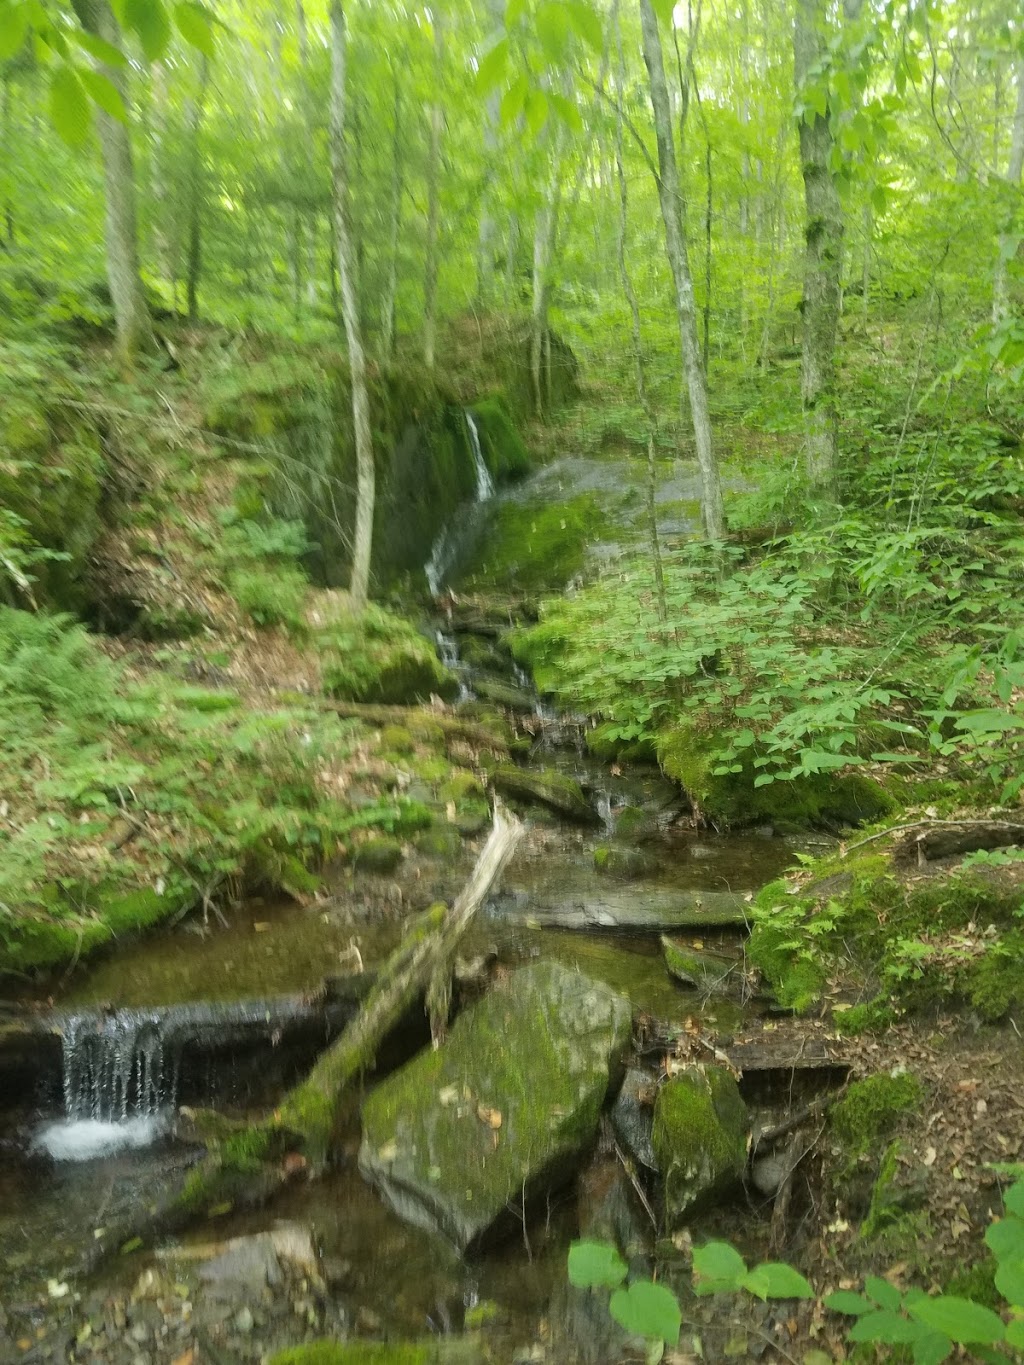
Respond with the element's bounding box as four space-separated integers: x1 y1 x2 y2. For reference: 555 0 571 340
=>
691 1241 814 1301
317 604 457 705
566 1238 680 1353
831 1073 925 1157
567 1239 628 1289
228 564 308 629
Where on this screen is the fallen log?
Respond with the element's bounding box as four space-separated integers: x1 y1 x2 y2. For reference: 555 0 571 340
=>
86 806 524 1268
493 889 751 931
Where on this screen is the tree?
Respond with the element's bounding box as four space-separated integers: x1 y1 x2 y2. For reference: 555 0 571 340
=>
329 0 375 613
993 53 1024 325
638 0 724 541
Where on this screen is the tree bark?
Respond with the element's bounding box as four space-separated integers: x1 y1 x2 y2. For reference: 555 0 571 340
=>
149 62 172 294
993 57 1024 326
330 0 375 613
74 0 156 361
638 0 724 540
1 70 12 248
381 66 404 362
794 0 842 490
423 10 445 371
185 55 210 324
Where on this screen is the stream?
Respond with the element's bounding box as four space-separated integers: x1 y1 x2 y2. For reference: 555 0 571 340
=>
0 444 808 1364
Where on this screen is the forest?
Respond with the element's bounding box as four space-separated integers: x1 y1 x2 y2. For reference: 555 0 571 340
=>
2 0 1024 1362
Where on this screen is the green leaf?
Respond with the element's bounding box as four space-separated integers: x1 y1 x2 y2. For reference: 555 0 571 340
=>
500 73 528 127
871 184 888 214
848 1309 922 1344
1005 1182 1024 1217
908 1296 1006 1345
692 1241 747 1294
525 86 548 136
1006 1319 1024 1349
123 0 172 61
825 1290 875 1316
911 1330 953 1365
955 709 1024 733
986 1217 1024 1265
608 1281 681 1346
49 64 92 146
549 90 583 133
475 38 509 95
78 69 128 123
650 0 675 25
567 1239 627 1290
174 2 216 57
741 1263 814 1301
536 1 570 62
0 2 30 60
865 1277 904 1311
995 1260 1024 1309
69 28 129 67
565 1 603 52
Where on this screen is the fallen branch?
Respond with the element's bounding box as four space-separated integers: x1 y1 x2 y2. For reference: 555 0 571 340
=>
841 818 1024 861
85 805 523 1268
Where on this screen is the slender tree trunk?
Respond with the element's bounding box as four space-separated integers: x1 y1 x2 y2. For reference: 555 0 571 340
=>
73 0 156 361
381 67 403 362
1 71 13 248
861 202 871 329
794 0 842 491
423 12 445 371
531 192 555 418
638 0 723 540
475 0 504 304
330 0 374 613
150 62 171 289
185 55 209 324
993 57 1024 326
615 21 666 623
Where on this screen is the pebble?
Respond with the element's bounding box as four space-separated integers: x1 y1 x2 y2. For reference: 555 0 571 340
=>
233 1307 254 1334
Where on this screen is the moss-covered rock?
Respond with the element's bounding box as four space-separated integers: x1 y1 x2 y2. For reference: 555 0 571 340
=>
412 827 463 861
470 396 531 482
455 494 610 594
656 724 894 830
653 1066 750 1225
317 606 458 704
613 805 662 845
359 961 631 1251
269 1340 478 1365
831 1073 924 1160
352 837 404 874
488 763 599 824
593 845 659 880
471 675 537 713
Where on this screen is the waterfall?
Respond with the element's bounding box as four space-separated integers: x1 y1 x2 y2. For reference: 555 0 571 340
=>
35 1011 177 1161
425 410 494 596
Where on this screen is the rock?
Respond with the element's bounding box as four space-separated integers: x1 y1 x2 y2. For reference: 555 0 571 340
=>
592 845 658 880
234 1307 255 1334
610 1068 659 1173
653 1066 749 1225
487 764 600 824
198 1234 283 1292
490 889 750 930
661 936 751 996
359 961 631 1251
472 675 537 713
751 1151 790 1197
352 837 404 873
613 805 662 844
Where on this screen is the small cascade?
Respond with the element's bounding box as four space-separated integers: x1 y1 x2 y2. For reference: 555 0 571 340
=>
436 630 474 703
424 410 494 596
595 791 615 837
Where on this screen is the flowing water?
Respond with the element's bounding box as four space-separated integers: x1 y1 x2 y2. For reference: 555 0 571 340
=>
424 409 495 596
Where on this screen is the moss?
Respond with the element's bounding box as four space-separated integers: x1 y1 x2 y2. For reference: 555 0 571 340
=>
352 837 404 874
470 396 531 481
381 725 415 755
269 1346 432 1365
961 933 1024 1021
456 493 609 594
317 606 458 705
613 805 661 845
593 845 657 879
585 722 657 765
656 723 894 830
453 798 490 836
412 828 462 860
653 1067 750 1225
833 999 900 1034
859 1141 931 1245
831 1073 924 1158
488 763 598 823
439 770 485 803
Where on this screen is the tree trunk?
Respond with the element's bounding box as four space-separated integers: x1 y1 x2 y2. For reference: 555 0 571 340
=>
794 0 842 490
185 55 209 324
150 62 171 289
993 57 1024 326
614 20 666 623
423 12 445 371
1 70 12 248
638 0 723 540
381 67 403 362
74 0 156 361
475 0 505 304
531 196 554 418
330 0 374 612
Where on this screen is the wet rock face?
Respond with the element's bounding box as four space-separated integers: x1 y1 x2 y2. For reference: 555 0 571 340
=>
488 763 600 824
653 1066 750 1226
359 961 632 1252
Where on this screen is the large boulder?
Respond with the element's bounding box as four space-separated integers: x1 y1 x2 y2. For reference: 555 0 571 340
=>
488 763 600 824
359 961 631 1251
653 1066 750 1226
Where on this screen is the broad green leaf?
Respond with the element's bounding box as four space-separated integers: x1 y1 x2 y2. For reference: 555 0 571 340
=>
911 1330 953 1365
69 28 129 67
955 709 1024 733
871 184 888 214
123 0 171 61
609 1280 681 1346
651 0 675 27
549 90 583 133
742 1263 814 1301
825 1290 875 1316
1006 1319 1024 1349
475 38 509 96
1005 1182 1024 1216
986 1217 1024 1264
692 1241 747 1294
536 1 570 62
500 73 528 127
525 87 548 136
565 1 603 53
49 64 91 146
567 1239 627 1290
995 1260 1024 1308
79 69 128 123
865 1277 904 1311
908 1296 1006 1345
174 2 216 58
848 1309 922 1344
0 2 29 60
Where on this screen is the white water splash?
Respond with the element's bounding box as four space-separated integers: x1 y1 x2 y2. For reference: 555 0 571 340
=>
424 410 494 595
34 1115 167 1162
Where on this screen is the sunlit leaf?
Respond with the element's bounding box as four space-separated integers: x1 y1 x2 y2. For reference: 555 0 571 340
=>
79 69 128 123
908 1296 1006 1345
174 1 216 58
567 1239 627 1289
475 38 509 96
609 1280 681 1345
69 28 129 67
49 63 91 146
123 0 171 61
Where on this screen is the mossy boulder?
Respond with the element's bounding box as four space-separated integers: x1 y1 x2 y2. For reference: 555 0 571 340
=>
656 724 894 831
470 396 531 482
359 961 631 1251
653 1066 750 1225
471 674 537 713
831 1073 924 1160
488 763 599 824
454 493 609 594
593 845 659 880
317 606 458 705
352 837 404 874
412 827 463 861
269 1341 479 1365
613 805 662 845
